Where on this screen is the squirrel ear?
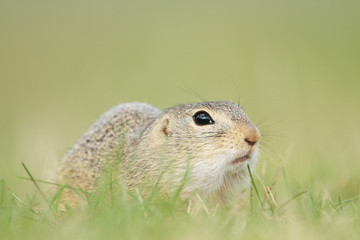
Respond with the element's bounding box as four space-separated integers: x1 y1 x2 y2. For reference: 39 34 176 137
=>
160 118 171 136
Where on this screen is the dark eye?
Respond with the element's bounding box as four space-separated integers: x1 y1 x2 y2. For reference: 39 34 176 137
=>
193 111 215 126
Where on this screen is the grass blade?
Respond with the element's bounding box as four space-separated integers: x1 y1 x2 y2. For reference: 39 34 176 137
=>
279 191 308 210
247 164 262 206
336 195 360 206
21 162 49 204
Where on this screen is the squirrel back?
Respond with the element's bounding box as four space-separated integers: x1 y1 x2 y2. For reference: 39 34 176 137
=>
55 103 161 206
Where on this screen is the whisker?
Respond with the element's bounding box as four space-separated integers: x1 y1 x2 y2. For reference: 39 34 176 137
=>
179 82 208 102
259 141 276 154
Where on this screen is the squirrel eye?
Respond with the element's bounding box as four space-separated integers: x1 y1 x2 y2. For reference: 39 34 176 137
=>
193 111 215 126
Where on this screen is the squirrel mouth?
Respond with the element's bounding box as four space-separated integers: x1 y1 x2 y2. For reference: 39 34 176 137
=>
232 155 249 164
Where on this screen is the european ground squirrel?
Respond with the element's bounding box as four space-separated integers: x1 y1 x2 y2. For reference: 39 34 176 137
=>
54 102 261 207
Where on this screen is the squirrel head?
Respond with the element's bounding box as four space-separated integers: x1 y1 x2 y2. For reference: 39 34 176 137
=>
144 101 261 198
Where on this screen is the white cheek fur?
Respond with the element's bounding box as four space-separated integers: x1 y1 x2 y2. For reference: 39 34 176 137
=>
186 146 260 197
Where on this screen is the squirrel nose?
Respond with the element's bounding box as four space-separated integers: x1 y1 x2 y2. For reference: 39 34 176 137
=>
244 124 261 146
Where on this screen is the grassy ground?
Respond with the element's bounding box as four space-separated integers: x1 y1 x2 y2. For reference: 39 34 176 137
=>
1 0 360 239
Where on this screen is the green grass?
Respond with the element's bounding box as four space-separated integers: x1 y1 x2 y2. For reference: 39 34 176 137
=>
1 0 360 239
0 160 359 240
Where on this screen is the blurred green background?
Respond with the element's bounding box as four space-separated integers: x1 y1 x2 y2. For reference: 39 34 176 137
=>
1 0 359 202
